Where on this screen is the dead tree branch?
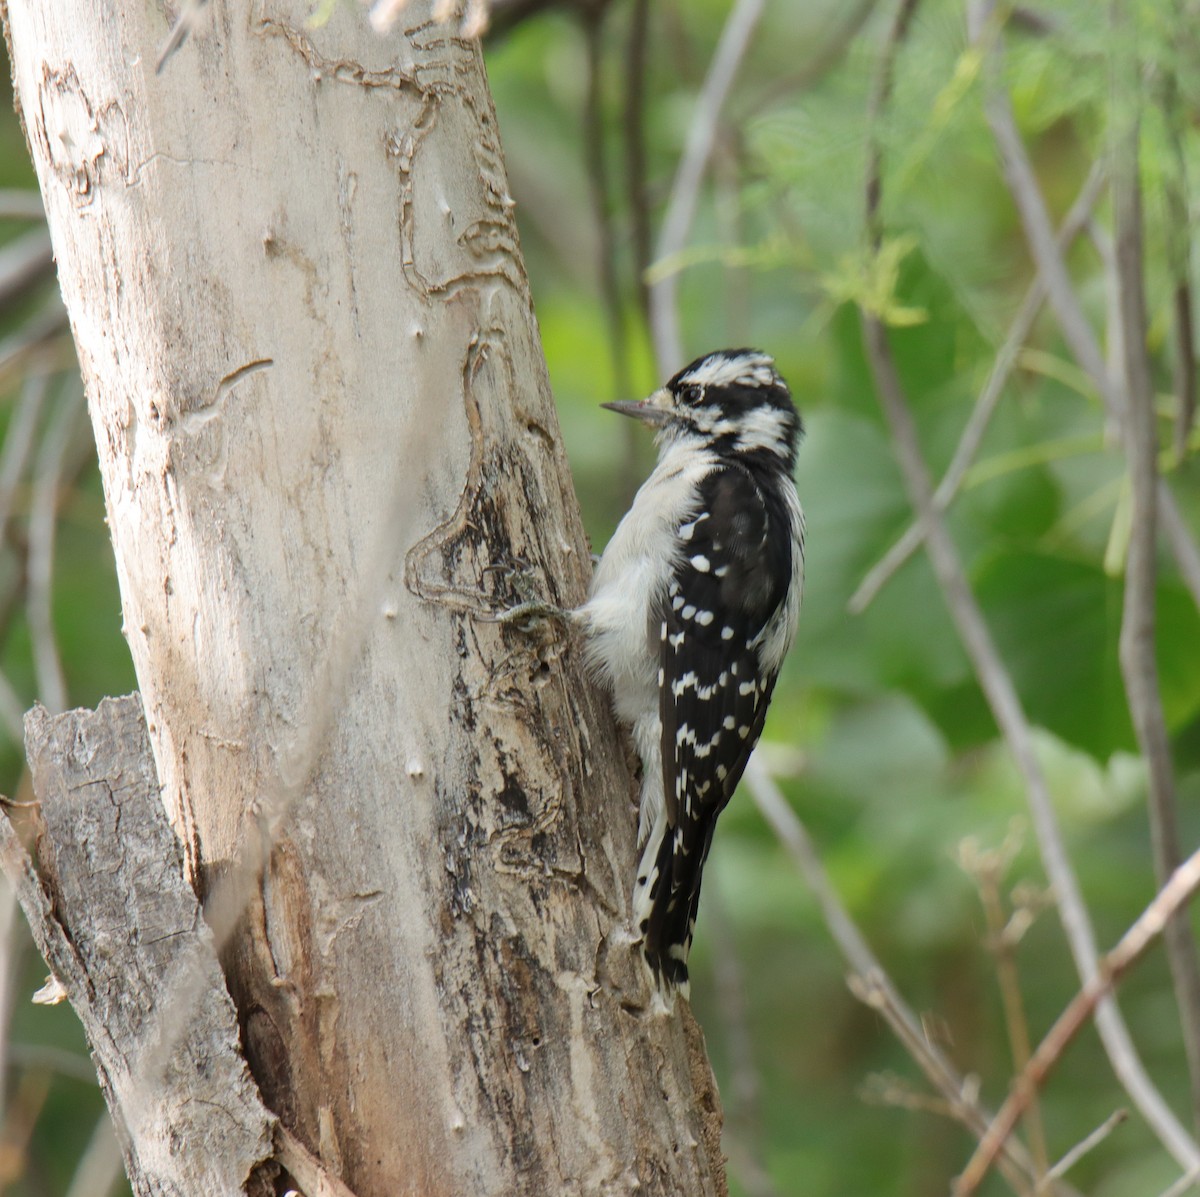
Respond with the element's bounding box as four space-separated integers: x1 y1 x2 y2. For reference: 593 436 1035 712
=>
1 697 276 1196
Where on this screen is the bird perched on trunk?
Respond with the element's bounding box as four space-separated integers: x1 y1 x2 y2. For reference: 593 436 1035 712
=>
582 348 805 999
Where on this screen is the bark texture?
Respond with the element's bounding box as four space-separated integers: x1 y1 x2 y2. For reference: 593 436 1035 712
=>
2 2 725 1194
4 697 276 1197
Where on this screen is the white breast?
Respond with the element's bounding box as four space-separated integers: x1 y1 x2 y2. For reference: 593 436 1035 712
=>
581 440 716 727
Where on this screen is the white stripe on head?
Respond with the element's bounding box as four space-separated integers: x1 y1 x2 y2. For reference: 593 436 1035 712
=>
678 351 779 391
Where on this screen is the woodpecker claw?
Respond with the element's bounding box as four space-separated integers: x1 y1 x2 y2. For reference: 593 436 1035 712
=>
480 599 574 632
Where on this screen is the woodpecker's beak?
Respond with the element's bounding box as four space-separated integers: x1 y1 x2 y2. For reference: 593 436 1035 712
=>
601 391 675 426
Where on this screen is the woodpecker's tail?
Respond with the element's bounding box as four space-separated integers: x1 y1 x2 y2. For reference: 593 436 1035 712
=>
632 814 707 999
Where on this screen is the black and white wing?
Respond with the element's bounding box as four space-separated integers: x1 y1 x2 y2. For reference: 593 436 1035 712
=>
637 464 794 992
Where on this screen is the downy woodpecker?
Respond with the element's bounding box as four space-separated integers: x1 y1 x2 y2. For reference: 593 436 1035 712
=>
583 348 805 997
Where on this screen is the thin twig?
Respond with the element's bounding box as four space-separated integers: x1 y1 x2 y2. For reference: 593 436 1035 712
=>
648 0 768 374
0 191 46 221
744 0 881 114
1083 215 1125 409
863 179 1200 1193
1159 13 1197 464
1044 1110 1127 1184
1110 0 1200 1134
955 846 1200 1194
714 133 751 346
864 0 919 252
0 363 48 742
624 0 653 327
1159 1168 1200 1197
849 161 1107 614
27 383 82 716
745 759 1077 1196
6 1043 98 1085
0 875 19 1133
0 298 68 385
63 1111 124 1197
965 838 1050 1179
865 2 1200 1174
704 878 777 1197
0 365 50 548
1169 270 1196 468
0 1068 50 1185
156 0 209 73
967 0 1200 612
0 229 53 310
581 0 639 504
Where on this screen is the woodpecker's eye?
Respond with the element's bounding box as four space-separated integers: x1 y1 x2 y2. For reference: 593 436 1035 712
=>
679 383 703 406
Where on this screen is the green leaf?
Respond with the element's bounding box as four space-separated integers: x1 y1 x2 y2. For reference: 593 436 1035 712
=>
973 547 1200 757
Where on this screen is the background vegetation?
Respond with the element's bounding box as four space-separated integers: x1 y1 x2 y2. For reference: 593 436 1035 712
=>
1 0 1199 1193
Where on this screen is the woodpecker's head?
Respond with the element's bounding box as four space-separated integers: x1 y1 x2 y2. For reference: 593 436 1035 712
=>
602 349 802 471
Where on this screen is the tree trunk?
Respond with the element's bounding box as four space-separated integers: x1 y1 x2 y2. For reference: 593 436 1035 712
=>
0 2 725 1194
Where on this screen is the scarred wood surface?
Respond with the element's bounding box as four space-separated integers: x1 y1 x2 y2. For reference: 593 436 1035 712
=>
3 697 276 1197
2 2 725 1194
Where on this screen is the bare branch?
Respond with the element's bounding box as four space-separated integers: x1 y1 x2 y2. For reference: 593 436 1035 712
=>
744 759 1077 1196
582 1 639 504
1159 11 1197 463
0 366 50 739
4 699 277 1193
155 0 209 73
1159 1167 1200 1197
966 0 1200 611
1110 0 1200 1129
649 0 768 374
0 298 68 384
745 0 881 113
849 162 1107 615
705 879 778 1197
962 835 1049 1178
1045 1110 1127 1184
0 191 45 221
955 845 1200 1194
0 874 20 1133
624 0 653 327
26 384 82 716
6 1043 98 1085
865 3 1200 1172
63 1113 124 1197
0 228 53 309
861 249 1200 1179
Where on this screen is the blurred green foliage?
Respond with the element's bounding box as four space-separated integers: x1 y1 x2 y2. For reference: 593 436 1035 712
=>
1 0 1199 1194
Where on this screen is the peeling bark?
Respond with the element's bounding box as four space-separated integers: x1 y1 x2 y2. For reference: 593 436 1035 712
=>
4 697 276 1197
1 2 725 1193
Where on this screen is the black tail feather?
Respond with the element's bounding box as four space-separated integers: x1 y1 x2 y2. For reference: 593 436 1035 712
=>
635 820 710 996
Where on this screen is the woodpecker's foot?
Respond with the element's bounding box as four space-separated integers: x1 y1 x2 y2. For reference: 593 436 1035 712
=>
476 561 577 632
481 599 575 632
